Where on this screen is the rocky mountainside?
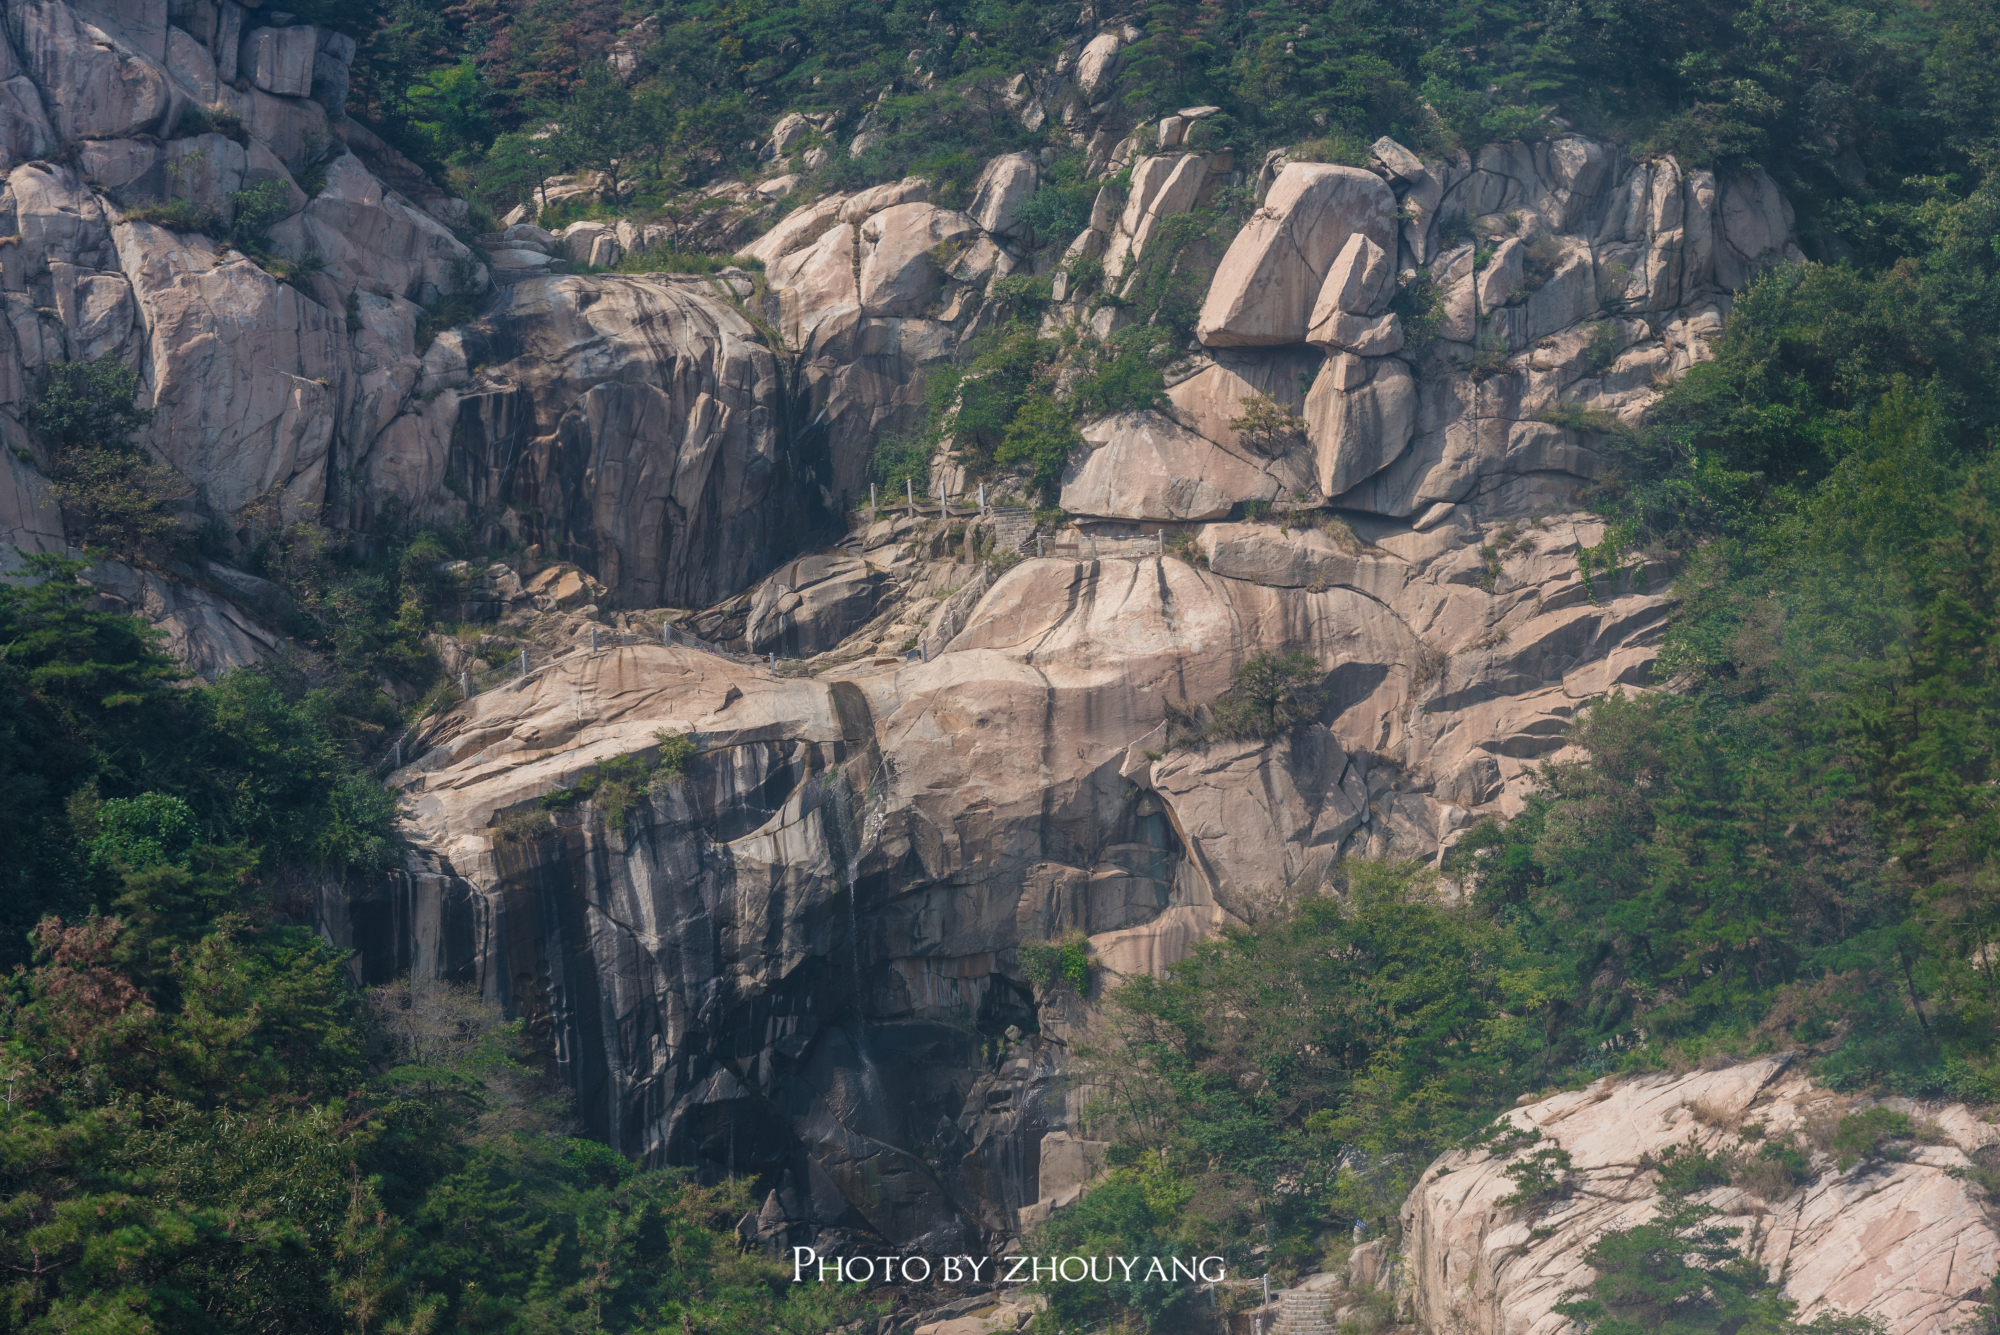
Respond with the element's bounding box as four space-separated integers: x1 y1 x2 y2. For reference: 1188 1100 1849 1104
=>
1403 1060 2000 1335
0 0 1888 1305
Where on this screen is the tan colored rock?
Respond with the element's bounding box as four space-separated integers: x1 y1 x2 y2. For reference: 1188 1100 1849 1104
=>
113 220 344 522
1311 231 1393 323
1195 522 1407 601
1164 346 1321 461
1435 244 1477 343
13 0 173 140
1476 236 1525 310
1370 136 1425 182
857 202 975 317
1198 163 1397 347
768 222 859 354
763 110 811 159
1310 310 1404 356
1306 355 1416 496
969 152 1038 237
1061 410 1282 520
363 275 794 610
282 153 481 306
1150 732 1365 907
1075 31 1121 101
1403 1058 2000 1335
835 176 928 224
1102 152 1211 284
740 192 847 267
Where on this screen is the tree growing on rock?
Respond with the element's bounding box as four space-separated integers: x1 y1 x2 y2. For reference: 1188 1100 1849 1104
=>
1209 650 1327 740
1229 392 1307 455
28 357 186 563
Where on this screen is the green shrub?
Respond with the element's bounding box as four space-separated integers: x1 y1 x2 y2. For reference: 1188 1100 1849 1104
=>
1652 1139 1735 1197
1207 650 1325 740
1734 1139 1810 1199
1581 321 1621 374
993 391 1080 503
1019 929 1090 998
1068 328 1168 420
869 434 930 496
1831 1108 1913 1171
1497 1145 1574 1209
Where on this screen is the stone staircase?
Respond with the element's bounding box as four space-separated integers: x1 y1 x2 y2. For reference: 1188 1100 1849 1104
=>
1271 1273 1344 1335
987 506 1038 553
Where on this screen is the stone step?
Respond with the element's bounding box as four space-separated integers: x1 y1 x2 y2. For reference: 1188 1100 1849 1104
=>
987 506 1038 553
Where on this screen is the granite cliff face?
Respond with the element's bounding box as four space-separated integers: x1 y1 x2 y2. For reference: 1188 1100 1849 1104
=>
12 1 1952 1320
1402 1060 2000 1335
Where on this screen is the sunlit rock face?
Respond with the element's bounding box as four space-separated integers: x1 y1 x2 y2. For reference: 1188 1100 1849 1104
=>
2 0 1811 1253
1404 1058 2000 1335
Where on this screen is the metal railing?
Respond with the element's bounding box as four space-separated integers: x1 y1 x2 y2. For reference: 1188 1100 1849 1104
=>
1036 529 1171 561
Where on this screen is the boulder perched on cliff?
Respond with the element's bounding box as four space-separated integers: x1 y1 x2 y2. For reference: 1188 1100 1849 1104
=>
1197 163 1397 347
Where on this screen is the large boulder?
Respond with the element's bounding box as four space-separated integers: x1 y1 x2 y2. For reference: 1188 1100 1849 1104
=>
1060 410 1282 521
1075 31 1121 102
969 152 1039 238
113 220 347 523
276 152 483 306
1197 164 1396 347
243 23 316 97
11 0 172 140
857 202 976 317
1099 152 1216 285
767 222 860 355
1163 345 1321 460
743 552 887 655
1304 354 1417 496
1403 1057 2000 1335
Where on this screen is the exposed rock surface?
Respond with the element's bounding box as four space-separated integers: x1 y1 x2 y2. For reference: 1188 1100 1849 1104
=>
1403 1059 2000 1335
1 0 1841 1270
341 499 1668 1251
1198 164 1398 347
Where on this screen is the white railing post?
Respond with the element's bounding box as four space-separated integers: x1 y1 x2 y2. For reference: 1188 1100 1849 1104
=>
906 477 914 514
519 648 528 677
461 671 471 699
870 482 877 520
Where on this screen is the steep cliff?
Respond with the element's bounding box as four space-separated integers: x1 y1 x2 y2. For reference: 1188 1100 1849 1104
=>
0 0 1821 1267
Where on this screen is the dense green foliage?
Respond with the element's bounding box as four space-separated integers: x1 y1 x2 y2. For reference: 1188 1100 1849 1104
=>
322 0 2000 284
1003 8 2000 1327
1 375 868 1332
